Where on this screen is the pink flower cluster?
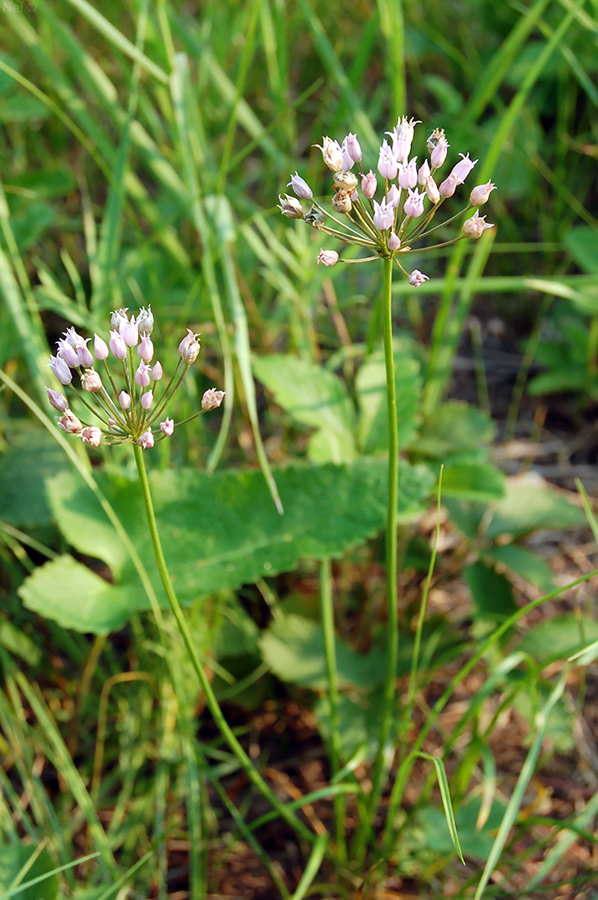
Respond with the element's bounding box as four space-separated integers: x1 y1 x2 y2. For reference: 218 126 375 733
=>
46 307 224 449
279 117 496 285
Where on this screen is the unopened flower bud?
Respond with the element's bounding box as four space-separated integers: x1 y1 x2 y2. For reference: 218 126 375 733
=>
140 390 153 410
201 388 225 411
138 334 154 363
77 339 94 368
409 269 430 287
48 355 73 385
417 160 431 185
343 132 362 164
428 129 449 168
403 188 425 218
386 184 400 208
278 194 304 219
58 410 83 433
287 172 313 200
45 386 68 412
331 193 352 214
119 391 131 409
136 305 154 335
425 176 440 205
56 339 80 368
160 417 175 436
462 210 494 239
178 329 201 364
135 363 151 387
151 361 163 381
137 430 154 449
81 369 103 392
470 181 496 206
317 249 339 267
94 334 109 360
361 170 377 198
315 136 344 172
439 173 458 198
109 330 127 359
304 207 325 227
388 233 401 251
81 426 102 447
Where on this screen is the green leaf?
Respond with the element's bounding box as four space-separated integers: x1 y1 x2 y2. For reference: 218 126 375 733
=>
482 544 554 592
517 615 598 664
465 561 518 621
259 613 383 691
0 429 68 529
416 796 506 862
0 842 58 900
486 480 585 539
411 402 496 458
315 691 389 759
19 459 434 634
564 225 598 274
355 344 421 453
252 354 356 462
439 463 505 502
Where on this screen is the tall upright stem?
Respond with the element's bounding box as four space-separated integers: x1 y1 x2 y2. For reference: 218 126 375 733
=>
132 443 314 844
353 256 399 861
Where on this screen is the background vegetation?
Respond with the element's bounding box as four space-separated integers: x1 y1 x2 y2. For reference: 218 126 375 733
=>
1 0 597 897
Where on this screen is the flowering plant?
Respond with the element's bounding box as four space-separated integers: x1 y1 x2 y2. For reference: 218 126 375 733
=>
46 307 224 448
279 117 495 285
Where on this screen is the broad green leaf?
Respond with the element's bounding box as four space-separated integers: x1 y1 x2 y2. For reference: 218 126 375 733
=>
482 544 553 592
0 843 58 900
564 225 598 275
513 679 576 752
465 561 518 621
443 498 486 539
19 459 433 633
439 463 505 502
355 344 421 453
485 480 585 539
517 615 598 664
410 402 496 458
0 430 68 528
416 796 506 862
252 354 356 462
315 691 389 758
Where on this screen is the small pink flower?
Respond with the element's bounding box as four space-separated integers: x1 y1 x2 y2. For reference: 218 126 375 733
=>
178 329 201 364
137 430 154 449
428 129 449 168
377 139 398 180
388 116 420 164
151 361 163 381
388 233 401 251
135 363 151 387
287 172 312 200
201 389 225 411
470 181 497 206
450 152 478 184
119 316 139 348
398 157 418 190
136 305 154 335
58 410 83 433
317 249 339 267
409 270 430 288
81 426 102 447
81 369 103 393
45 386 68 412
373 198 395 230
403 188 425 218
110 308 129 330
361 170 377 199
278 194 304 219
94 334 109 360
342 132 362 164
109 330 127 359
462 210 494 239
386 185 400 208
160 417 175 436
425 177 440 205
417 160 431 185
56 339 80 368
138 334 154 363
439 173 458 198
119 391 131 409
315 136 344 172
48 355 73 385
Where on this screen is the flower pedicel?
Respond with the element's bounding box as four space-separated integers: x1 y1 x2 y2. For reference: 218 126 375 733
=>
279 117 496 285
46 307 224 448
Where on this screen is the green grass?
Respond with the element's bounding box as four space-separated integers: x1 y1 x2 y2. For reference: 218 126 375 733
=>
1 0 598 896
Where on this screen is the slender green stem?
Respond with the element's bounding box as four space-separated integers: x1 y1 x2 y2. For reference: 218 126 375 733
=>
319 557 346 863
353 256 399 862
132 442 314 844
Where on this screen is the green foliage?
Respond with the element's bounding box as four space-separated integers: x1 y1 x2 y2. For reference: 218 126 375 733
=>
0 843 58 900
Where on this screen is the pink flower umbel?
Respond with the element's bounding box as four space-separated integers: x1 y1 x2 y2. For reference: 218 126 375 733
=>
278 115 496 283
45 308 224 449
